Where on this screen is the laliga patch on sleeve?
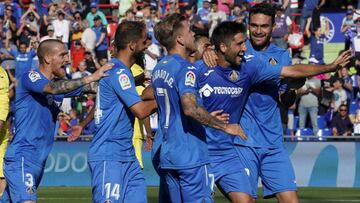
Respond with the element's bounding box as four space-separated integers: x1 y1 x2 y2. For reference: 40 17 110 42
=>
119 74 131 90
185 71 196 87
29 71 41 82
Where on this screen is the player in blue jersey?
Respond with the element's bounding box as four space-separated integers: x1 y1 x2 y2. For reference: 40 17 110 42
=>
203 3 352 203
87 21 157 203
0 39 112 203
152 14 245 203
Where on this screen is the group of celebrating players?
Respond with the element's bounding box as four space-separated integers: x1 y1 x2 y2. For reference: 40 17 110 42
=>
0 2 352 203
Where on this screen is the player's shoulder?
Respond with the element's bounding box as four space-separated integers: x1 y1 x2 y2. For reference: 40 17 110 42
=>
24 70 43 83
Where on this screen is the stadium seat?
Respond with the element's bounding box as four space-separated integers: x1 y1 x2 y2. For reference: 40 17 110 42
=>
321 128 332 136
317 115 327 129
295 128 314 141
349 101 358 115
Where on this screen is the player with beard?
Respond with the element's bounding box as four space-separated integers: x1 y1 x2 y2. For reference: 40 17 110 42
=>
202 3 352 202
0 39 112 203
152 14 245 203
87 21 158 203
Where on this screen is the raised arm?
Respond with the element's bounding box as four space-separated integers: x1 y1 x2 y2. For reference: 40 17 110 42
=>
280 50 352 79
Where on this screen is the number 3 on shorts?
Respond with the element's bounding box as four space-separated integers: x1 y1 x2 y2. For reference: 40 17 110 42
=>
24 173 34 187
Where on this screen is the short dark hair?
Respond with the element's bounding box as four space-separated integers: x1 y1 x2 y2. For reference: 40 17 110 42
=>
37 39 64 64
210 21 246 51
114 21 146 51
249 3 276 25
154 13 186 50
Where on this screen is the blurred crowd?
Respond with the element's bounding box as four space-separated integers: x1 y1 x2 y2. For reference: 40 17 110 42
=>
1 0 360 138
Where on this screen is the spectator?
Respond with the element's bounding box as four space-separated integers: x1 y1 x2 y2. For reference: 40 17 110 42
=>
342 10 355 50
184 5 205 30
331 104 353 136
20 4 40 34
43 3 58 26
52 10 71 47
71 40 85 72
144 34 161 77
15 23 36 47
58 112 71 136
4 35 36 80
229 4 247 25
350 17 360 71
272 7 291 49
319 72 334 115
86 2 108 28
297 76 321 135
72 60 91 79
208 0 227 36
81 20 96 55
197 0 212 25
84 51 97 73
217 0 234 15
1 1 21 28
92 15 108 60
40 25 57 42
307 26 326 65
353 109 360 135
299 0 325 33
340 67 353 104
332 77 348 112
3 5 17 36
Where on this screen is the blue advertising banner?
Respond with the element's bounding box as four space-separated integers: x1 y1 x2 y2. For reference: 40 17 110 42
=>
41 141 360 187
320 13 346 43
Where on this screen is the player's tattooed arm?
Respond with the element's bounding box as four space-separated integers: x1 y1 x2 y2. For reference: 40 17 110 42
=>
44 78 86 94
181 93 247 139
44 63 113 94
82 82 98 94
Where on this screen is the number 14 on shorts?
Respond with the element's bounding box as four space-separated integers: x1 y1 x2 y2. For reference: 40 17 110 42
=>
104 183 120 201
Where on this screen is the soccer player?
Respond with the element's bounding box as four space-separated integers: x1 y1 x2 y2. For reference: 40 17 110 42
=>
87 21 157 203
152 13 245 203
200 6 350 202
0 39 112 203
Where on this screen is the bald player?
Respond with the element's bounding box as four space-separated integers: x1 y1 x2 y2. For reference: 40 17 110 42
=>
0 39 112 203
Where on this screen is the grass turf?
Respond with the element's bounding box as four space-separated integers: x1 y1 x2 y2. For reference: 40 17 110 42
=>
37 187 360 203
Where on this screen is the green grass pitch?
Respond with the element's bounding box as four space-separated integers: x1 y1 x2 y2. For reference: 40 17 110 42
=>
36 187 360 203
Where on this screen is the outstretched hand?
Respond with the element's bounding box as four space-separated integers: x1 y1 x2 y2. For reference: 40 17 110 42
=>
89 63 114 82
144 138 153 151
67 125 83 142
332 50 352 69
224 124 247 140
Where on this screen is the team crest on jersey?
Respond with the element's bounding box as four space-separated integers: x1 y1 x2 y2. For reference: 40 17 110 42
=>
228 70 240 82
26 186 35 195
119 74 131 90
185 71 196 87
269 58 278 65
28 71 41 82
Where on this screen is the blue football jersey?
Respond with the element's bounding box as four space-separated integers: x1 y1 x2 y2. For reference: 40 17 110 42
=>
5 70 83 166
197 58 282 159
88 58 142 162
151 54 208 169
235 41 291 148
9 49 37 80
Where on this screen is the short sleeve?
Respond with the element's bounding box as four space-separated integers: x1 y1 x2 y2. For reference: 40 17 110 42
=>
100 26 107 34
279 50 292 91
111 69 142 108
176 63 199 97
249 59 282 85
22 70 49 94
